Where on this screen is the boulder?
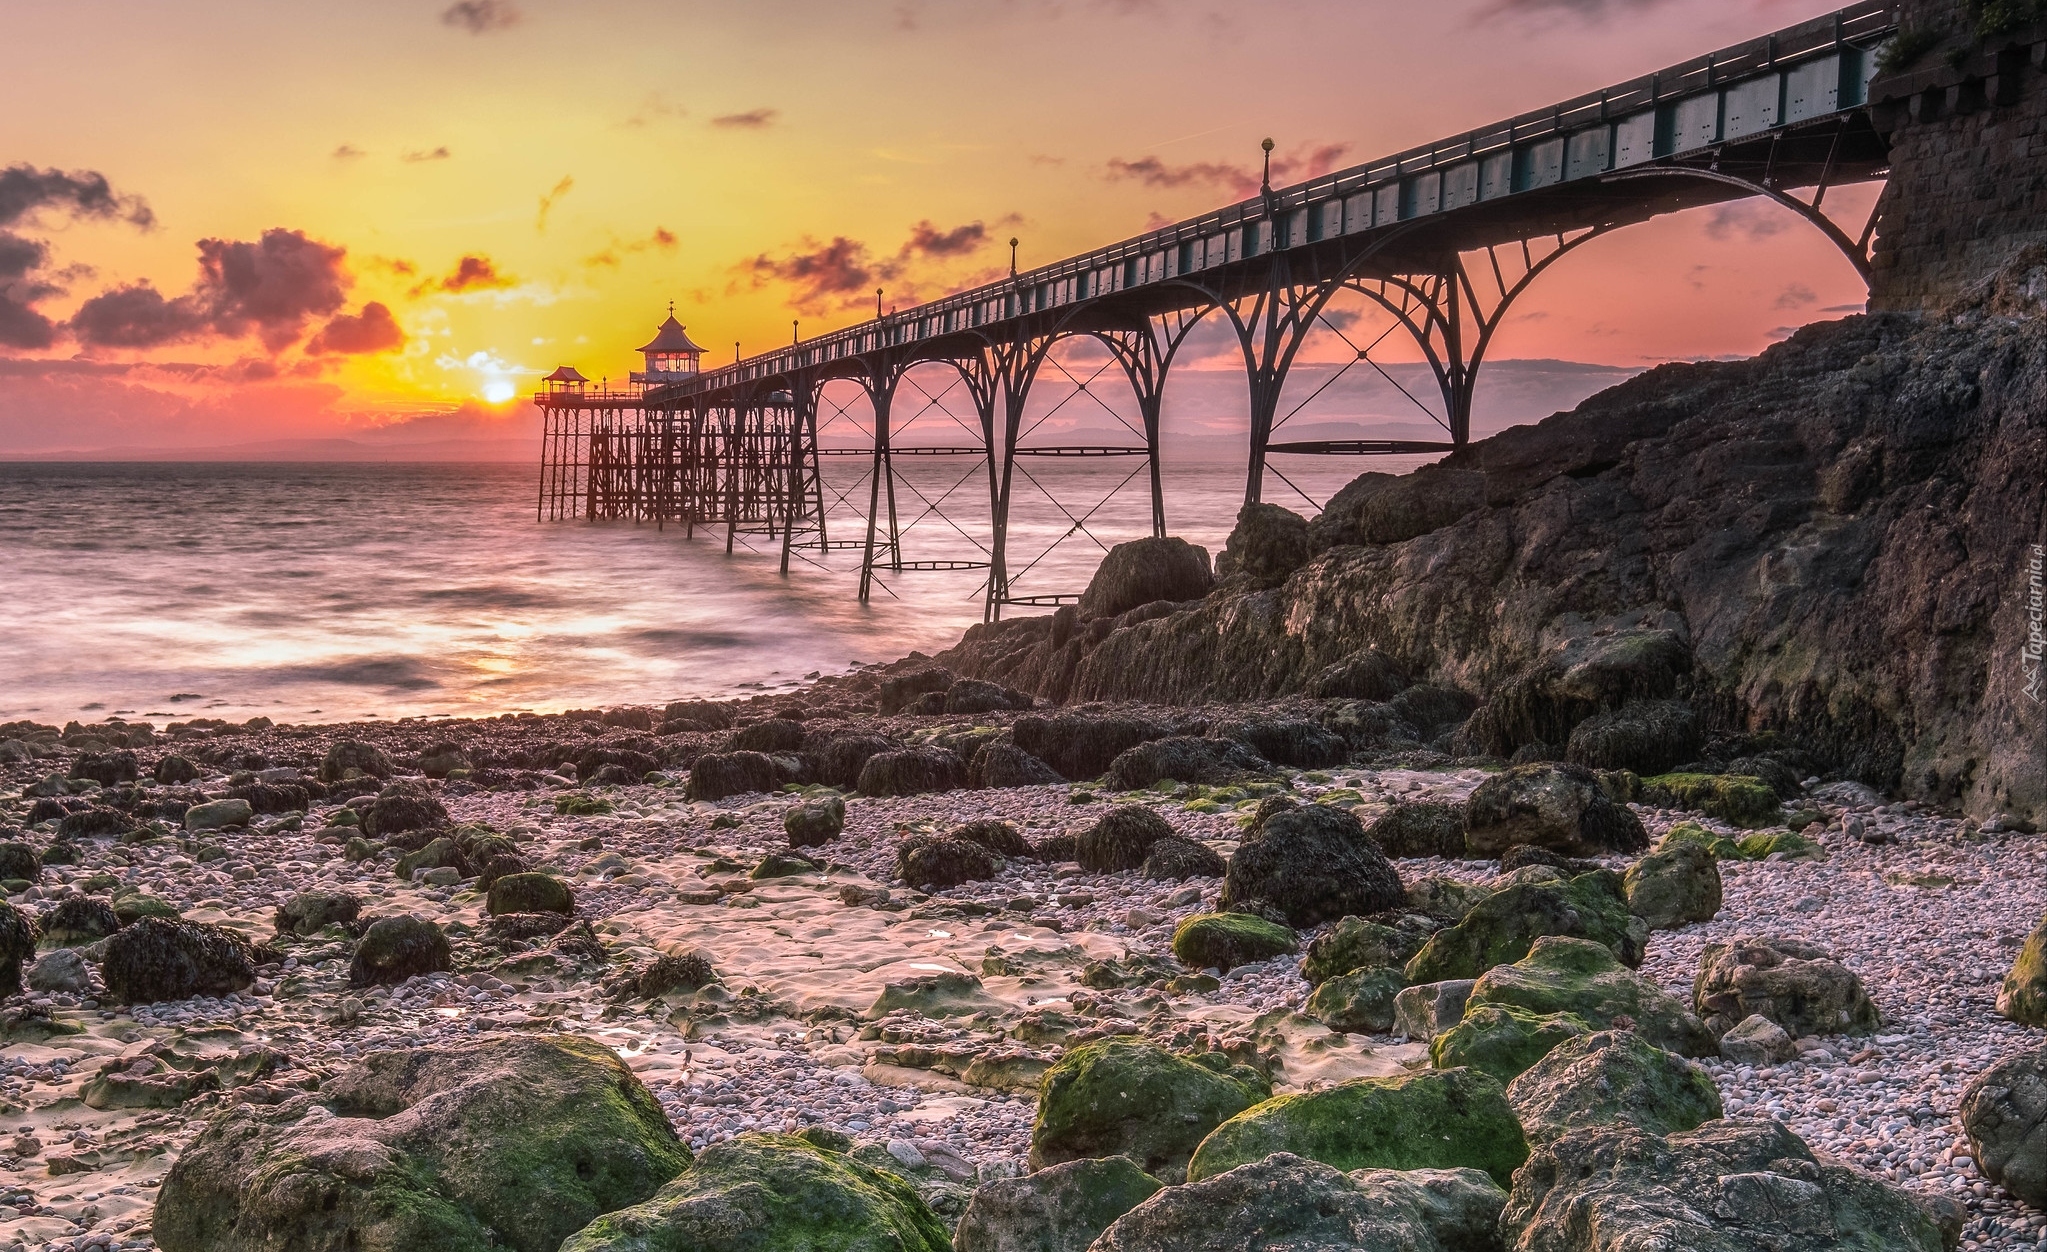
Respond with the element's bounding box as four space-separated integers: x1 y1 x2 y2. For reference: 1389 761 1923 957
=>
1218 719 1347 769
634 952 716 998
0 840 41 883
663 699 733 730
976 742 1065 788
1185 1066 1527 1186
1998 913 2047 1026
953 1155 1162 1252
897 834 998 890
320 738 395 782
1104 736 1266 790
1077 537 1213 619
1463 936 1716 1057
1564 700 1703 776
949 818 1032 858
878 666 956 715
731 717 805 753
1692 935 1878 1039
1961 1042 2047 1208
1012 714 1167 781
1623 842 1722 930
273 890 361 937
1220 804 1404 928
1303 648 1411 701
184 798 254 832
858 746 968 796
36 892 122 947
559 1131 947 1252
1717 1013 1800 1066
28 947 93 994
156 1034 692 1252
1462 763 1647 857
1505 1030 1722 1145
1364 802 1468 859
488 872 573 916
685 750 779 801
1403 870 1647 983
1093 1153 1505 1252
349 915 452 987
102 917 256 1004
1029 1039 1267 1181
750 851 821 880
811 733 899 788
230 781 312 815
1077 805 1176 872
1430 1005 1593 1084
1406 875 1494 921
419 742 473 778
1140 836 1226 881
71 749 140 785
946 678 1025 714
0 899 32 994
394 836 470 881
1639 772 1783 828
1300 917 1424 985
1501 1118 1951 1252
1393 979 1476 1043
360 787 449 841
1219 503 1313 586
154 753 201 784
1304 966 1406 1034
1171 912 1299 972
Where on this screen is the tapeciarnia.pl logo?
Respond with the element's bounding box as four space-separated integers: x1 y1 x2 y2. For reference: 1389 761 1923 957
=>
2026 543 2044 704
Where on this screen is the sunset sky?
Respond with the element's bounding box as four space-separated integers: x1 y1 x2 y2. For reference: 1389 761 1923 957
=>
0 0 1882 456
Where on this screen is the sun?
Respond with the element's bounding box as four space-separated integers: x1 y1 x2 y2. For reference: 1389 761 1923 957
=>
482 380 516 404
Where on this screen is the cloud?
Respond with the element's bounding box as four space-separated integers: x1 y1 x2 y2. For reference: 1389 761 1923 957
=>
536 175 573 232
66 283 208 349
1103 141 1351 200
0 165 154 231
735 220 992 313
1774 282 1818 309
904 220 987 258
1476 0 1672 18
415 254 514 294
584 227 677 269
1703 201 1790 243
71 227 353 353
0 164 155 349
711 109 778 129
621 94 685 129
403 146 452 163
441 0 520 34
332 144 367 160
308 303 404 355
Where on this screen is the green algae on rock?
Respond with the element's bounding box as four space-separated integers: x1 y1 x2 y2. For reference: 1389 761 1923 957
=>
1305 966 1407 1035
1429 1004 1593 1084
1030 1039 1267 1181
1639 773 1782 828
1504 1029 1723 1145
1299 916 1423 985
1171 912 1299 972
1404 870 1647 984
1465 935 1716 1057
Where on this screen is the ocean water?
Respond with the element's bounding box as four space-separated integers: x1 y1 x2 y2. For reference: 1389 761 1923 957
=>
0 455 1433 726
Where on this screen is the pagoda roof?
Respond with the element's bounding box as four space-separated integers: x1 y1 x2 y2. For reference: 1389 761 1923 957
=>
637 314 706 354
542 365 587 383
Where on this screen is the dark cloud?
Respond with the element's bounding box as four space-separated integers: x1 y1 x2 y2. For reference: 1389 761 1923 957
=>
1703 201 1791 243
0 164 154 349
307 302 404 355
1104 141 1351 200
0 164 154 230
904 220 987 258
403 146 452 163
332 144 367 160
1774 282 1818 309
67 283 207 349
736 220 990 313
71 228 352 353
441 0 520 34
584 227 677 269
711 109 778 129
416 254 513 294
536 175 573 232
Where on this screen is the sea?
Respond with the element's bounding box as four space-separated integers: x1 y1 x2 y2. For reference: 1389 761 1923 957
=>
0 456 1437 727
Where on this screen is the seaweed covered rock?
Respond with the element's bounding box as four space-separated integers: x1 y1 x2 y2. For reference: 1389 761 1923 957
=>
1623 842 1722 930
1185 1066 1527 1186
1431 1005 1593 1085
1463 762 1647 858
1364 802 1468 858
1171 912 1298 972
1104 736 1266 790
1012 714 1167 781
1141 836 1226 881
488 872 573 916
1564 700 1703 776
1030 1039 1267 1181
154 754 201 785
1219 502 1313 586
782 798 844 851
559 1131 948 1252
71 748 140 785
1304 966 1407 1035
349 915 452 987
685 750 779 801
0 840 41 884
897 834 999 890
1466 936 1716 1057
102 917 256 1004
878 666 956 715
858 746 968 796
1640 772 1783 828
811 733 899 788
1076 536 1213 619
36 892 122 947
1505 1029 1722 1146
1217 719 1347 769
1301 917 1425 985
273 890 361 937
156 1034 692 1252
1693 935 1878 1039
360 786 449 842
731 717 806 754
975 741 1065 788
949 818 1031 858
1220 804 1403 928
0 899 34 994
953 1155 1162 1252
1303 647 1411 701
1404 870 1647 983
320 738 395 782
394 836 470 881
1077 804 1176 872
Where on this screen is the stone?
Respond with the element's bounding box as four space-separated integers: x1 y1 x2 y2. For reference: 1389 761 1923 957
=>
1405 875 1494 921
184 797 254 831
102 917 256 1004
1504 1029 1722 1145
1961 1041 2047 1208
70 748 139 785
1104 736 1266 790
1404 870 1648 983
111 891 178 924
731 717 806 753
1217 719 1347 769
1430 1005 1593 1085
273 890 361 937
946 678 1025 714
349 915 453 987
1462 763 1647 858
685 750 779 801
858 746 968 796
897 834 999 889
559 1131 948 1252
1030 1039 1267 1181
1171 912 1299 973
26 946 91 993
1692 935 1879 1039
878 666 956 715
809 732 898 788
1623 841 1722 930
783 795 846 847
1304 966 1406 1034
953 1155 1163 1252
1639 772 1783 828
976 742 1066 788
0 899 31 994
950 818 1032 858
35 891 122 947
1717 1013 1799 1066
1219 502 1313 586
750 851 820 879
419 741 473 778
1501 1118 1950 1252
1464 935 1716 1057
157 1034 691 1252
360 787 449 842
1998 913 2047 1026
1220 803 1404 928
867 970 995 1020
1301 917 1425 985
0 840 40 883
1364 802 1468 858
1077 805 1176 872
1140 835 1226 881
1011 714 1168 781
1076 536 1213 619
663 699 733 730
1303 647 1411 701
1563 700 1703 776
1394 979 1475 1043
488 872 573 916
634 953 716 998
1093 1153 1505 1252
154 753 201 784
1186 1066 1528 1186
320 737 395 782
394 836 470 881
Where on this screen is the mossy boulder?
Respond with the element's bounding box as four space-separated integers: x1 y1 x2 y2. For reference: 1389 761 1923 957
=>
1219 804 1404 928
559 1132 948 1252
1406 875 1494 921
37 892 123 947
953 1155 1162 1252
783 796 846 848
349 915 452 987
1403 870 1647 984
1394 979 1477 1043
1184 1066 1528 1187
320 738 395 782
1505 1029 1722 1146
394 836 469 881
1623 842 1722 930
155 1034 691 1252
1654 820 1742 859
1077 805 1175 872
1030 1040 1268 1181
685 750 779 801
1999 914 2047 1026
1462 762 1648 858
488 872 573 916
1171 912 1298 972
1465 935 1716 1057
112 891 181 924
1639 773 1782 828
1733 829 1826 860
1300 916 1424 985
1430 1004 1593 1084
274 890 361 937
1693 935 1878 1039
1363 801 1468 858
1304 966 1407 1034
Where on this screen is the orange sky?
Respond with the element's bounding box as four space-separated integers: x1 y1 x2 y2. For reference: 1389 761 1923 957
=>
0 0 1881 455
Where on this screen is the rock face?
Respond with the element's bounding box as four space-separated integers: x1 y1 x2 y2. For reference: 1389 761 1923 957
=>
1462 763 1647 858
1504 1030 1722 1146
1404 871 1647 984
1030 1039 1266 1181
1463 936 1716 1058
1501 1118 1950 1252
155 1035 691 1252
1092 1154 1506 1252
1693 935 1879 1039
953 1155 1162 1252
1961 1041 2047 1208
1185 1066 1527 1186
102 918 256 1004
1220 804 1403 927
1076 537 1213 619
